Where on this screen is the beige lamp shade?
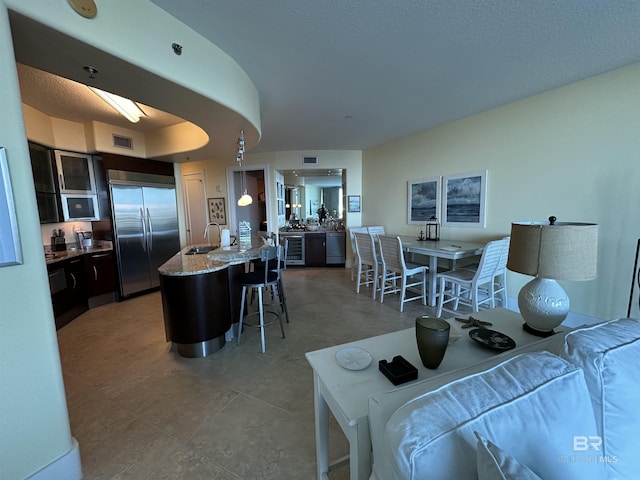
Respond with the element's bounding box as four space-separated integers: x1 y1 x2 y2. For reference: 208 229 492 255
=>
507 221 598 281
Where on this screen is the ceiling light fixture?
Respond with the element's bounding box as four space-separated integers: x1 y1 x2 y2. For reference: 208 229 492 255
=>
236 130 253 206
88 86 146 123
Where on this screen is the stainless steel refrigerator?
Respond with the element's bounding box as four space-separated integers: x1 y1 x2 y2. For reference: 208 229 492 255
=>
108 170 180 297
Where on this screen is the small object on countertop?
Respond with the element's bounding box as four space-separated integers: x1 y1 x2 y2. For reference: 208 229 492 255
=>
468 328 516 351
417 230 425 241
379 355 418 385
456 316 493 329
335 346 372 370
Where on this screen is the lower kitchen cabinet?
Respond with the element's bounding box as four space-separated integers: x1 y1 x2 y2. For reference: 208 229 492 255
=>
281 231 346 267
47 250 117 329
48 258 89 329
85 251 117 297
305 233 326 267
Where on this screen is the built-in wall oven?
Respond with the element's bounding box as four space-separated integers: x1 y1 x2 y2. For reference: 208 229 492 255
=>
281 233 305 265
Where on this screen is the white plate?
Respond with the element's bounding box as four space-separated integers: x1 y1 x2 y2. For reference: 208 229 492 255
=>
335 346 372 371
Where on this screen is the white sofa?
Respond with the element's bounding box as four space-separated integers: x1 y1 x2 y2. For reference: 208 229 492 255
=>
368 318 640 480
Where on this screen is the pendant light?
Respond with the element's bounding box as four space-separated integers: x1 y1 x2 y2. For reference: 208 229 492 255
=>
236 129 253 206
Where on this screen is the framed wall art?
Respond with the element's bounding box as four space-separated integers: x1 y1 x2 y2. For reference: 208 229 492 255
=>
208 197 227 225
407 176 442 225
442 170 487 228
347 195 361 213
628 239 640 318
0 147 22 267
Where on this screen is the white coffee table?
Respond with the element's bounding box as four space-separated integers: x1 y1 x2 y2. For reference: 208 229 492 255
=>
305 308 557 480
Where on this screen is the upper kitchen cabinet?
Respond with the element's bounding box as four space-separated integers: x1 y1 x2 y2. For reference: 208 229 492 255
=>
54 150 96 194
29 142 60 223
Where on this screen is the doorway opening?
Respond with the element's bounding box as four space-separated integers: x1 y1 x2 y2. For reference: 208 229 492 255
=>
226 165 271 235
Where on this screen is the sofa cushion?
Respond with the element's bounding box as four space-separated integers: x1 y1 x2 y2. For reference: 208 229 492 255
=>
474 431 542 480
384 351 604 480
368 331 569 480
560 317 640 479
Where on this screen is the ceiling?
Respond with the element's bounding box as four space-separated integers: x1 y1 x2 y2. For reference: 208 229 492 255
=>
17 64 185 133
16 1 640 156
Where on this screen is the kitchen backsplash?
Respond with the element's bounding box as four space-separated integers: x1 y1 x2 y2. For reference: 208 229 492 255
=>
40 221 92 247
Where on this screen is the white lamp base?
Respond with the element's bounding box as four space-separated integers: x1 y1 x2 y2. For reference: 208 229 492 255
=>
517 277 569 336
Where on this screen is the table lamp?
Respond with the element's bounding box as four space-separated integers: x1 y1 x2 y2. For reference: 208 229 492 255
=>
507 216 598 336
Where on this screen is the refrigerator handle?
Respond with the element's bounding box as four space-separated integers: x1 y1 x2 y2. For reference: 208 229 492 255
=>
146 208 153 251
140 207 147 252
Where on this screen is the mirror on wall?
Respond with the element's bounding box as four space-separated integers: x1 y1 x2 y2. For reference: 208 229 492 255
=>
280 169 344 223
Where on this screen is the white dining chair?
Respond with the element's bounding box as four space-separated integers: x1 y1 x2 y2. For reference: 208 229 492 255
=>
353 232 382 299
377 235 428 312
436 239 504 317
349 227 369 281
460 236 510 308
366 225 386 237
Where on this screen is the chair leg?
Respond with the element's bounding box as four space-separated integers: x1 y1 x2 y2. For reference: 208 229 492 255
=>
436 277 445 317
372 265 378 300
422 271 427 306
399 275 408 313
273 284 286 339
257 287 266 353
237 286 247 346
278 277 290 323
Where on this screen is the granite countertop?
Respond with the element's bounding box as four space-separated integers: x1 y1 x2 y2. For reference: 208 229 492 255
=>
45 241 113 265
279 229 345 234
158 237 268 277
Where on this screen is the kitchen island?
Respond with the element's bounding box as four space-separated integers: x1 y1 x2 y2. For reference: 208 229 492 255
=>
158 238 266 358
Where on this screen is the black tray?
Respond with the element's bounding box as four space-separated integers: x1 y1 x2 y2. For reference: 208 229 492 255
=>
379 355 418 385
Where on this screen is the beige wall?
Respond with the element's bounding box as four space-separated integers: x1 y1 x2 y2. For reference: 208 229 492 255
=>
0 6 74 480
363 61 640 321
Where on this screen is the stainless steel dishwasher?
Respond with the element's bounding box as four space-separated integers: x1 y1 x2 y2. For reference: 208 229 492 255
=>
326 232 346 265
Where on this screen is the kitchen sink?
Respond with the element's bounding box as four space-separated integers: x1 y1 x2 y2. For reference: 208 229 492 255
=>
185 246 217 255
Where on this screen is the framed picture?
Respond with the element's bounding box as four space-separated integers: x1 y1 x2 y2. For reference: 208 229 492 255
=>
407 176 442 225
207 197 226 225
442 170 487 227
309 199 319 216
347 195 361 213
0 147 22 267
628 239 640 318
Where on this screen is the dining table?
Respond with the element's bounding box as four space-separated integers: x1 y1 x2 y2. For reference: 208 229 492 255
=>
397 235 486 306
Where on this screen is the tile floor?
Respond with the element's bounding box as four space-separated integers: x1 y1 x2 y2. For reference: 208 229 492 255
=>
57 267 439 480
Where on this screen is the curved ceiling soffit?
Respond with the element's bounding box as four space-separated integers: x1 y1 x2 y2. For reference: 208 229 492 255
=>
7 6 261 162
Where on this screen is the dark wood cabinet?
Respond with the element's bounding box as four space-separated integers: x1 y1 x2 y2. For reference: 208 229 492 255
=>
29 142 61 223
48 258 89 329
85 251 117 297
47 250 117 328
305 233 326 267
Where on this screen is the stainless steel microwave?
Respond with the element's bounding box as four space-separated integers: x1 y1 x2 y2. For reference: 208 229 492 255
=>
61 194 100 221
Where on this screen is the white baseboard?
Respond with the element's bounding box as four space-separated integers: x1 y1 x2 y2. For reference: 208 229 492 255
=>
28 438 82 480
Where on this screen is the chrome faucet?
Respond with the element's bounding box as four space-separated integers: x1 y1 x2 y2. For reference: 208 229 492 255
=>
204 222 222 245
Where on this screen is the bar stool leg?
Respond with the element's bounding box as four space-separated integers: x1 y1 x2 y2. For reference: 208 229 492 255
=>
237 286 247 346
257 287 266 353
272 284 286 338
